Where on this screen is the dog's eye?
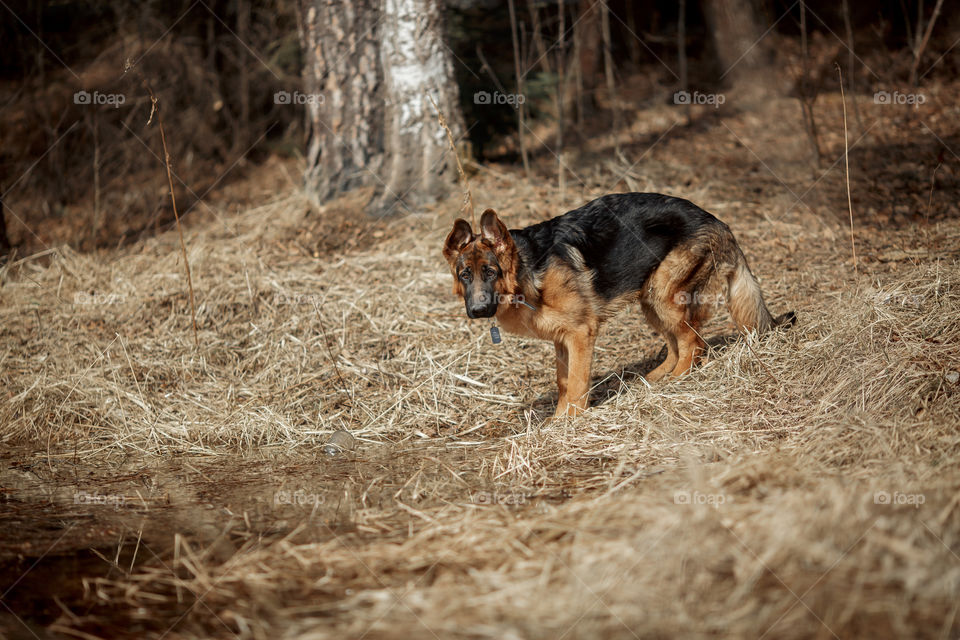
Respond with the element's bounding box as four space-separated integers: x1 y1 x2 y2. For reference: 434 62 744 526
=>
483 266 498 280
459 270 472 282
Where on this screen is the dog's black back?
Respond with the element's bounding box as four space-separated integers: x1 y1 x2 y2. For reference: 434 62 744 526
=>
510 193 722 302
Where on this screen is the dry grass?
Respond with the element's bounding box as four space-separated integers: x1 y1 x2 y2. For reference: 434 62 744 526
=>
2 90 960 639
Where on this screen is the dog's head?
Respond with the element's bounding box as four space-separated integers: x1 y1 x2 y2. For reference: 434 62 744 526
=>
442 209 519 319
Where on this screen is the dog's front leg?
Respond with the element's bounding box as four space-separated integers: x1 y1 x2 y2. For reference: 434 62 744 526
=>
554 330 596 418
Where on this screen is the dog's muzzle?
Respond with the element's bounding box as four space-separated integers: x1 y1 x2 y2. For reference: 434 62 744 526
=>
465 291 498 318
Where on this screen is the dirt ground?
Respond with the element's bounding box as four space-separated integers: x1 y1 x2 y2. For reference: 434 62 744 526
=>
2 74 960 639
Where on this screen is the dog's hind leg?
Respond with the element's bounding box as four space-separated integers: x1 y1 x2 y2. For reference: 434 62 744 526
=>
670 280 712 377
654 297 704 378
672 319 706 376
641 302 679 382
554 341 569 411
642 251 714 379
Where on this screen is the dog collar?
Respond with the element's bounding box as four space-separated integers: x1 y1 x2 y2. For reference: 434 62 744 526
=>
489 296 535 345
510 295 536 311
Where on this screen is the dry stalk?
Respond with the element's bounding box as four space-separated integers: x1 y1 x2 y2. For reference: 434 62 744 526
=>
313 303 349 397
527 2 551 74
427 93 476 227
798 2 823 166
125 60 199 347
836 63 857 275
926 162 942 222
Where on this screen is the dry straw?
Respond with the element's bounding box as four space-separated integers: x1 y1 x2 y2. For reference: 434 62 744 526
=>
3 169 958 638
2 88 959 638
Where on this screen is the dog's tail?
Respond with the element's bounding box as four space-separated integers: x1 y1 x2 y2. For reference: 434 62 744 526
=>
726 256 795 333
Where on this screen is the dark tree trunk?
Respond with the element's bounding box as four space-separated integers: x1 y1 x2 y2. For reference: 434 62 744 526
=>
298 0 465 216
0 197 11 256
702 0 773 86
576 0 600 85
574 0 601 117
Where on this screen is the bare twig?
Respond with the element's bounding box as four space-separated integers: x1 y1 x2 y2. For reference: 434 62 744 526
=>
314 303 349 396
909 0 945 85
475 45 508 96
427 93 476 228
125 60 199 347
742 331 779 384
925 162 941 222
798 2 823 166
837 63 857 275
915 0 924 55
527 1 551 74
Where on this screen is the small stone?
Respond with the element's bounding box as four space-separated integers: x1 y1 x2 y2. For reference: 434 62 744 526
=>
324 430 357 456
945 371 959 384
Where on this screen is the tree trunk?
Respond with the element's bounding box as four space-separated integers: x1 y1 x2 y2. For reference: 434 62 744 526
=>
298 0 465 216
299 0 384 202
0 196 11 256
235 0 251 155
702 0 772 86
574 0 601 116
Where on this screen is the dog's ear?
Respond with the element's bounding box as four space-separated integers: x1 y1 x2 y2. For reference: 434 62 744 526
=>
443 218 474 264
479 209 511 253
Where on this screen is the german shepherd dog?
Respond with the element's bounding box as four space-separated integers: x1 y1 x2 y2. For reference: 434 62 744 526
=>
442 193 795 419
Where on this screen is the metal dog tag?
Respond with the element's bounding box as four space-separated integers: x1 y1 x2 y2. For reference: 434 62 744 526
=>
490 325 501 344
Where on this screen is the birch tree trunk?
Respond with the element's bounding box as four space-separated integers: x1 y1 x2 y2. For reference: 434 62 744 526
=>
298 0 465 216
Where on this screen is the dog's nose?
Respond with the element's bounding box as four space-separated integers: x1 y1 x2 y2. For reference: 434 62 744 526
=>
467 301 495 318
